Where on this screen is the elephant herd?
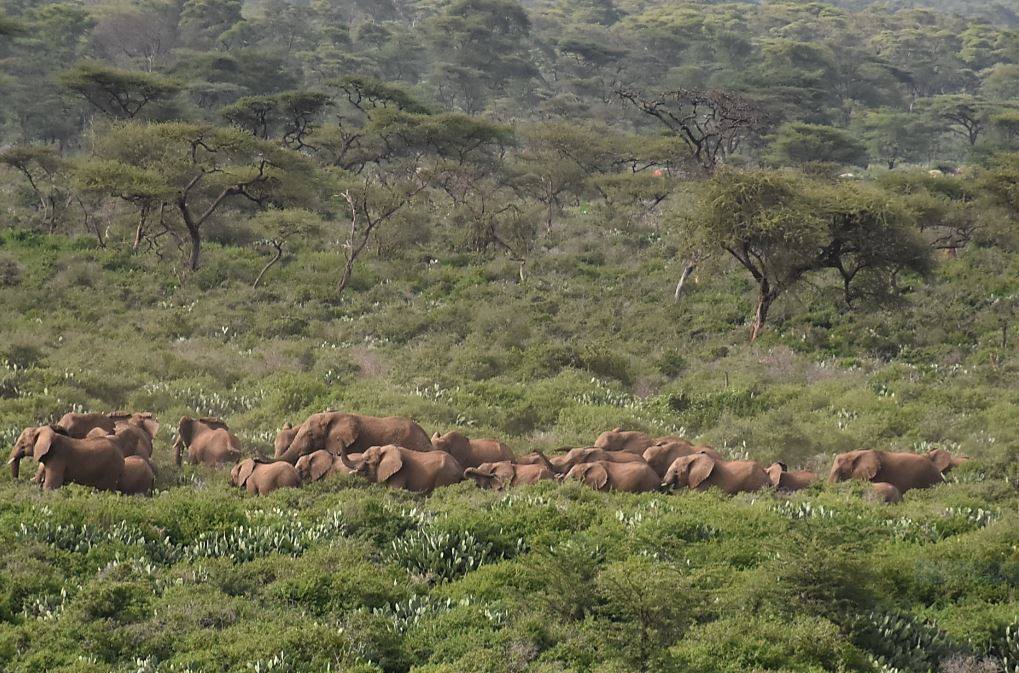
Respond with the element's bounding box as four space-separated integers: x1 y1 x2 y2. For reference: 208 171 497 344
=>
7 411 971 503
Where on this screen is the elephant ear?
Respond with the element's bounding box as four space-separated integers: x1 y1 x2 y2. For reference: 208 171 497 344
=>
926 450 953 473
235 459 256 487
585 463 609 490
765 463 784 487
852 451 881 481
688 454 716 489
139 417 160 439
332 415 359 449
309 452 334 481
376 446 403 483
492 463 517 488
177 417 195 447
33 427 56 462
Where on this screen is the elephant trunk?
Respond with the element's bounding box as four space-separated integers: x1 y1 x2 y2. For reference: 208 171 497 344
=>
532 450 555 473
8 449 22 479
337 441 359 472
277 448 299 465
173 439 183 467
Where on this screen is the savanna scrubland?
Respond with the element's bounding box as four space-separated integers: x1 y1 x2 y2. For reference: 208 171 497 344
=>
1 0 1018 671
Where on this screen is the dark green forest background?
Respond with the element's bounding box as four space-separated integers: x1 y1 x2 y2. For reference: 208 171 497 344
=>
0 1 1018 672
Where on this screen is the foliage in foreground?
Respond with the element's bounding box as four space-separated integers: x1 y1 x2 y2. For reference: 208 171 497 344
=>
0 228 1017 672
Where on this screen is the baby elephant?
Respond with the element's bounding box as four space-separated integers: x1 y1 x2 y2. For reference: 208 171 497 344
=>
431 431 515 469
175 416 243 467
593 428 655 454
295 449 363 483
464 462 554 490
765 462 818 492
549 447 647 474
230 459 301 495
118 456 155 495
869 481 903 504
663 453 771 494
562 461 661 493
643 441 722 478
338 444 463 494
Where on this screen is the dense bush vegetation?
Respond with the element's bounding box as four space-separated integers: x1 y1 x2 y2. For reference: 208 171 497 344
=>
2 0 1019 671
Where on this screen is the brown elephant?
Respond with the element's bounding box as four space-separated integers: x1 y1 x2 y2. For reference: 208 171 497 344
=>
337 444 462 493
118 456 155 495
277 412 433 464
85 425 153 461
765 462 818 492
57 412 118 438
593 428 655 455
174 417 242 467
295 449 363 483
561 460 661 493
663 453 771 494
828 450 944 493
274 422 301 457
111 411 160 435
110 413 159 458
464 462 554 490
869 481 903 504
926 449 970 475
230 459 301 495
549 447 647 474
431 431 515 469
29 425 125 491
643 441 722 478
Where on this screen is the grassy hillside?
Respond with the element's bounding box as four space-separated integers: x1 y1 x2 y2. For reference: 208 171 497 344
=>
0 226 1017 673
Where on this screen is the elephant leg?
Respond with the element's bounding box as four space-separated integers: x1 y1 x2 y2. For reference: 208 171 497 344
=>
42 469 64 491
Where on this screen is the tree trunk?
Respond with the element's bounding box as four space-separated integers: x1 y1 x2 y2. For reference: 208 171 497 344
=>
187 229 201 271
176 196 202 271
133 203 151 251
673 260 697 302
253 242 284 288
750 285 778 343
337 258 356 294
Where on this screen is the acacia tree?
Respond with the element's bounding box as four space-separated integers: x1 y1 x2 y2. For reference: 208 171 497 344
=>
220 90 331 149
73 158 169 249
87 121 317 270
59 62 181 118
510 121 625 232
616 88 762 173
855 110 938 169
817 182 931 306
693 169 824 341
0 145 71 229
688 169 929 341
250 208 321 288
334 172 425 293
878 171 983 255
919 95 1001 147
764 122 869 168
